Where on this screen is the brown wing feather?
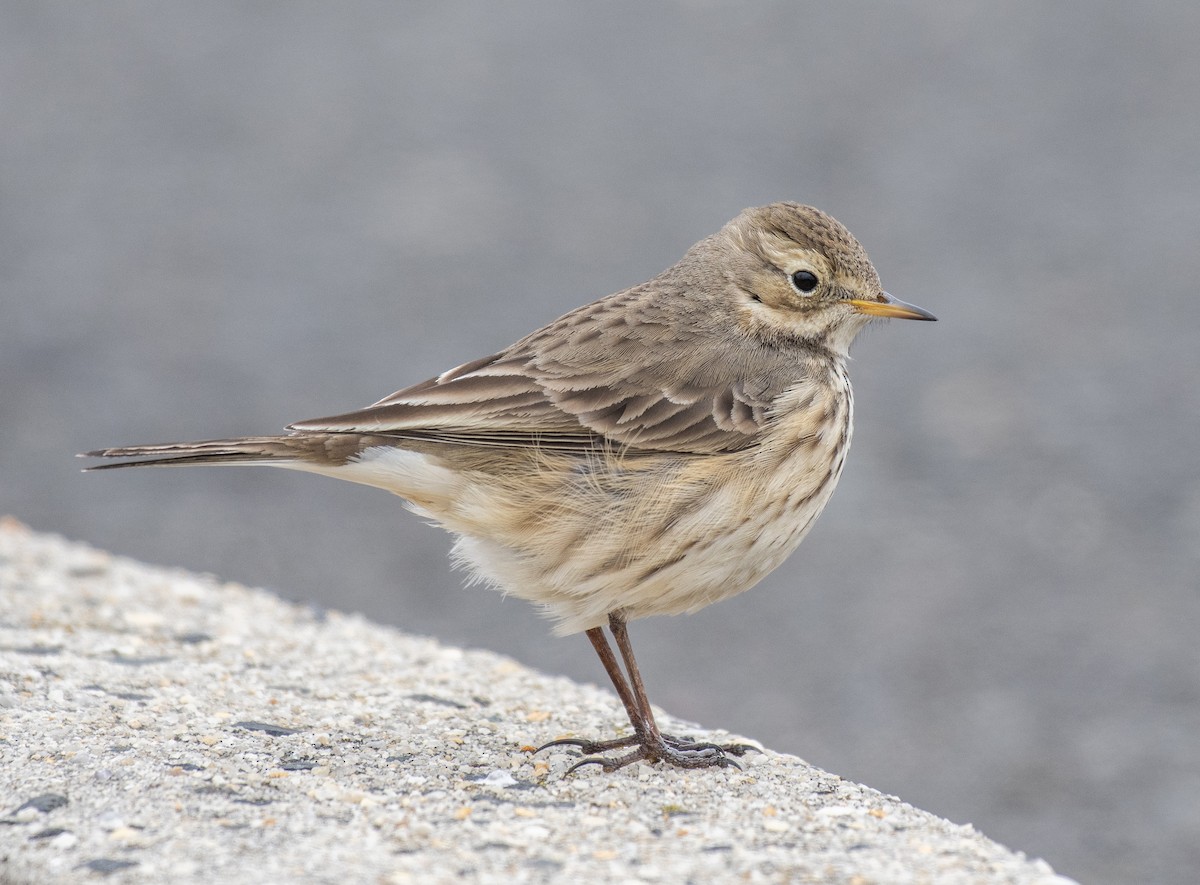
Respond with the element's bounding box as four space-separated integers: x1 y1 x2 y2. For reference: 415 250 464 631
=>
289 283 809 454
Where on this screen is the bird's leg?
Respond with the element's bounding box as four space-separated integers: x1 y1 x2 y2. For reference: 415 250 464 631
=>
537 625 648 757
537 612 759 773
588 621 641 726
609 611 664 744
608 613 758 764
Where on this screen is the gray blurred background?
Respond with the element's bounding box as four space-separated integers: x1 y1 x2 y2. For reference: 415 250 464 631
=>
4 3 1199 882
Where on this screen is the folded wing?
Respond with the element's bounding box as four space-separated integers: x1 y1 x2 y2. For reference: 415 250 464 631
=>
290 288 799 455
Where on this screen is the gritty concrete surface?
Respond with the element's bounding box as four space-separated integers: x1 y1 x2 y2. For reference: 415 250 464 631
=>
0 519 1071 885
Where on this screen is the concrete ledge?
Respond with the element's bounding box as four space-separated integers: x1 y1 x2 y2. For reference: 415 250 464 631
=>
0 519 1070 884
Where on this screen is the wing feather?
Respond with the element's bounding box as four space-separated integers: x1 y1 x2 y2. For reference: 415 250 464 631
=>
289 285 814 454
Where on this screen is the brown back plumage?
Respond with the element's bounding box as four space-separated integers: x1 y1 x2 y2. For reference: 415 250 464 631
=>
288 203 874 455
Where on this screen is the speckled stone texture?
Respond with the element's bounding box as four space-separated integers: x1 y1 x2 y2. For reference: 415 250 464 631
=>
0 519 1071 884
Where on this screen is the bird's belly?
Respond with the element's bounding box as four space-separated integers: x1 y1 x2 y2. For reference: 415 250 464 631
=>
617 447 846 621
329 420 850 636
449 431 849 635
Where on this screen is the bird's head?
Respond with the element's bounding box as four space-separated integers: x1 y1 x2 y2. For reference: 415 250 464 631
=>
716 202 936 354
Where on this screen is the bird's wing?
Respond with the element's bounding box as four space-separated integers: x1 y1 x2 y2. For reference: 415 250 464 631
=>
289 291 803 455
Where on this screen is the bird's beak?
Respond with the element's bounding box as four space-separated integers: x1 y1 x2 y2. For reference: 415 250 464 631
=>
849 292 937 321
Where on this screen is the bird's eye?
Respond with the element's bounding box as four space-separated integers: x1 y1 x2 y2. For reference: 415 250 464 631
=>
791 270 819 293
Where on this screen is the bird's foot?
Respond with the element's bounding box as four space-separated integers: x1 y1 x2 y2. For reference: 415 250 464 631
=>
537 732 759 773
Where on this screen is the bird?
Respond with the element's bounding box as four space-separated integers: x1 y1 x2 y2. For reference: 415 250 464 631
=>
84 202 936 773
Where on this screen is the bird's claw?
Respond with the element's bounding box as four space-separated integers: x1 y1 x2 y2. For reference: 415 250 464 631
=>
538 732 751 773
536 734 640 756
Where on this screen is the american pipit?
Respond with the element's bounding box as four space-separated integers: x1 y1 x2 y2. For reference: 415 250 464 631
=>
85 202 935 772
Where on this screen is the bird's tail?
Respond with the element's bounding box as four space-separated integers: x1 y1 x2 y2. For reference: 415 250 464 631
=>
81 436 314 470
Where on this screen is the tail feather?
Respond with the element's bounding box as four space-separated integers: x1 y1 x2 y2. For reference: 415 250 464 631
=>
81 436 312 470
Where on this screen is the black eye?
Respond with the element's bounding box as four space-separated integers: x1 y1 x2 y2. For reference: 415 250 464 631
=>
791 270 819 293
